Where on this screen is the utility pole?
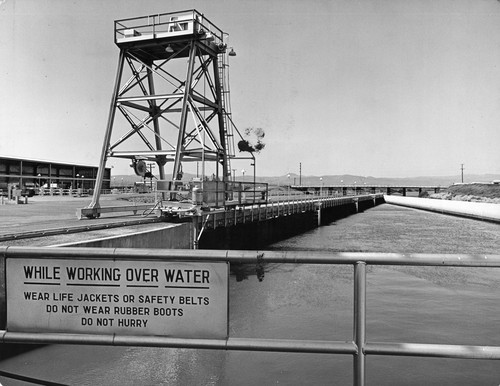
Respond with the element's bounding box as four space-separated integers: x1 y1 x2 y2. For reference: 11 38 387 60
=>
461 163 464 183
299 162 302 186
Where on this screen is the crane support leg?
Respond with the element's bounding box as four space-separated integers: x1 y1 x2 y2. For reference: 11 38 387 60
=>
86 50 126 218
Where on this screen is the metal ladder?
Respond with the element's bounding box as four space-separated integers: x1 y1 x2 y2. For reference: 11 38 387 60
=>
217 52 235 170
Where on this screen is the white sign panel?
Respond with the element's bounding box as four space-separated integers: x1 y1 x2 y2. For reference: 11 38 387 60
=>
7 259 228 339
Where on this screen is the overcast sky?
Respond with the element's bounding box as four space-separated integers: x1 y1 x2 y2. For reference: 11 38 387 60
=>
1 0 500 178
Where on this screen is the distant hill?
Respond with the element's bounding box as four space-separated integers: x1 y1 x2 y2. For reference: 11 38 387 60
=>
110 172 500 188
255 173 500 187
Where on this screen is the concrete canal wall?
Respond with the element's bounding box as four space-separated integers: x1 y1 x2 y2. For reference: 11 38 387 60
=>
60 196 384 250
56 195 385 250
384 195 500 223
199 211 319 249
200 195 384 249
56 223 192 249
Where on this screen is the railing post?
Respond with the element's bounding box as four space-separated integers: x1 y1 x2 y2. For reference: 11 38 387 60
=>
353 262 366 386
0 249 6 331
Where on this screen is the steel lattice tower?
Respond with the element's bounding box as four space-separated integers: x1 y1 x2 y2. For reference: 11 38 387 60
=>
86 10 237 217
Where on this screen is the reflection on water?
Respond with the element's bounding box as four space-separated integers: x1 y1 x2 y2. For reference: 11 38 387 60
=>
1 204 500 385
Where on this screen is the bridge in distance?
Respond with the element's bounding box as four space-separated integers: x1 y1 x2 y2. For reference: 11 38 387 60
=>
292 184 444 196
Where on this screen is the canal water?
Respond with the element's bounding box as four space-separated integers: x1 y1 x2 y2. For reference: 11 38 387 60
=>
1 203 500 385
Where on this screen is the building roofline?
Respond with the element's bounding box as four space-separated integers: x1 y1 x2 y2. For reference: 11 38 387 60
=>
0 155 109 170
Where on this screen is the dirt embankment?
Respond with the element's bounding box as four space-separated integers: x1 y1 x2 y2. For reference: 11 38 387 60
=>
430 183 500 204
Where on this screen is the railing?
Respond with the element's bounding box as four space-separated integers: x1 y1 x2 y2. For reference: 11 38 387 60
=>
268 188 343 201
197 194 379 231
1 247 499 385
155 180 269 207
114 9 225 46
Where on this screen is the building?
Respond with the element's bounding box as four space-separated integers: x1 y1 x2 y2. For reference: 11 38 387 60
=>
0 156 111 194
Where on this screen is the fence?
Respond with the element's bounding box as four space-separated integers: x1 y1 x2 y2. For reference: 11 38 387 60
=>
1 247 500 385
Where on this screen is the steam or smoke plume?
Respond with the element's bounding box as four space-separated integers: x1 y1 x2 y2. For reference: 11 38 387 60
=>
238 127 266 153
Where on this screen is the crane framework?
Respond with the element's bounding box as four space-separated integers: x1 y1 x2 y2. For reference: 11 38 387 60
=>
85 10 248 218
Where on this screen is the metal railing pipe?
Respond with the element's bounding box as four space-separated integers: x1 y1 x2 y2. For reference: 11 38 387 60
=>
366 342 500 360
1 331 114 346
114 335 226 350
3 247 500 268
0 331 356 355
226 338 356 354
353 262 366 386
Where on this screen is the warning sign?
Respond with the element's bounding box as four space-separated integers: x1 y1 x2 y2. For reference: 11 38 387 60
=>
7 258 228 339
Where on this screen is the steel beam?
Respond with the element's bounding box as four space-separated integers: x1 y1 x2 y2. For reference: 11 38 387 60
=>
86 50 126 215
172 42 197 182
117 93 184 103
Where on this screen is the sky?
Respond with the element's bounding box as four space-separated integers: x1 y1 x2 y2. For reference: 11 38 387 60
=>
1 0 500 178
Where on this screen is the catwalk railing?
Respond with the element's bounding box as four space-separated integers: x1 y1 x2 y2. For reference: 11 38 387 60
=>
1 247 499 386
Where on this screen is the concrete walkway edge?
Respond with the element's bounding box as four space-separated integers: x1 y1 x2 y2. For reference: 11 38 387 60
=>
384 195 500 223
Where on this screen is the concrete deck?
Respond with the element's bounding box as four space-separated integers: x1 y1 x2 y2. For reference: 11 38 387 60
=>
0 194 186 247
